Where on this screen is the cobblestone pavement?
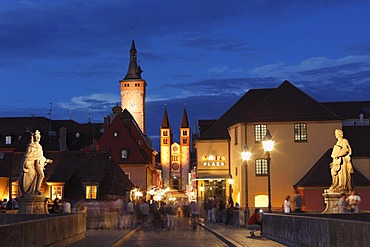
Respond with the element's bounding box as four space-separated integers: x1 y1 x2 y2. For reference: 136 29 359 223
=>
202 221 286 247
120 225 228 247
69 218 286 247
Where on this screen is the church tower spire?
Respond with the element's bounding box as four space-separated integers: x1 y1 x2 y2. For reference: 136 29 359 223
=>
181 104 189 128
179 104 190 191
124 40 142 79
119 39 147 134
161 105 170 128
160 105 171 187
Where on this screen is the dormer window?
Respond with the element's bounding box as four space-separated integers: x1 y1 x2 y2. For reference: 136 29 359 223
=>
5 136 11 145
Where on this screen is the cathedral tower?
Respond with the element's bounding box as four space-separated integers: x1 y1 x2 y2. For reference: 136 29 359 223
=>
160 106 171 188
179 105 190 191
160 105 191 191
120 40 147 134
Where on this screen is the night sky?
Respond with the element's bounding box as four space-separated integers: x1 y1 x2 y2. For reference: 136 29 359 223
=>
1 1 370 149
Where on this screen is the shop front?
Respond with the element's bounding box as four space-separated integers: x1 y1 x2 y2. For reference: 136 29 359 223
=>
195 138 231 204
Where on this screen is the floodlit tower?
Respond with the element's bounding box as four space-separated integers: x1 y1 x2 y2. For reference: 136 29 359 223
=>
119 40 147 134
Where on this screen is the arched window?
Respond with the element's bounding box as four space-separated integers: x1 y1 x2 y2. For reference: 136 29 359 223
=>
254 195 268 208
172 179 179 190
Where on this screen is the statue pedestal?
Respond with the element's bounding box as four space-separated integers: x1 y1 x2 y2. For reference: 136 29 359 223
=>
17 194 49 214
322 189 345 214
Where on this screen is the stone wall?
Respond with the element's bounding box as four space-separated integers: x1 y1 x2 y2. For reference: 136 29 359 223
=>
263 213 370 247
0 212 86 247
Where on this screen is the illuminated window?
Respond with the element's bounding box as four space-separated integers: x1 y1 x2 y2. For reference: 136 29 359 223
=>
5 136 11 145
163 139 168 144
121 149 128 159
86 185 97 199
182 138 187 144
172 156 179 161
254 125 267 142
113 132 119 137
255 195 268 208
255 159 268 176
234 126 238 145
51 186 63 200
11 181 19 199
294 123 307 142
163 130 168 137
182 130 188 136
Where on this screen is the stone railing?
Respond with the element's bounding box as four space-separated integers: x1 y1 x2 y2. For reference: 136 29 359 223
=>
263 213 370 247
0 212 86 247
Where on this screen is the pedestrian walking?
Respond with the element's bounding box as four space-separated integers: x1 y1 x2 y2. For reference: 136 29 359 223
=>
166 202 176 229
140 200 150 226
217 200 225 223
182 200 191 230
293 189 304 212
284 195 291 213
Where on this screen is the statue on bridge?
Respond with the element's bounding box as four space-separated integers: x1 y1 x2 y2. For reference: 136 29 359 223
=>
329 129 353 192
19 130 53 196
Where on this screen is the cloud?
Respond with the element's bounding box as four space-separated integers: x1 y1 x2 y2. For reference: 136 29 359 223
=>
2 0 349 64
58 93 120 112
146 55 370 104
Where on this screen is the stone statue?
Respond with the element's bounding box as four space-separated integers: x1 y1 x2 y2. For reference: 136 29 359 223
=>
19 130 53 196
329 129 353 192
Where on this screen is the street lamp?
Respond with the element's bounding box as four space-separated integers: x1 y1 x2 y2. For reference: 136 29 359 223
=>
262 130 274 213
241 146 251 224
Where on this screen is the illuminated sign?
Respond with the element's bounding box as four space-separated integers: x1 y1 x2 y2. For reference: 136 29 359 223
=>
203 161 225 167
203 155 226 161
202 155 227 167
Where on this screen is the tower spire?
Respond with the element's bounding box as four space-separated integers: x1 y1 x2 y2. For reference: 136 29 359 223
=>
181 104 189 128
161 105 170 128
124 39 142 79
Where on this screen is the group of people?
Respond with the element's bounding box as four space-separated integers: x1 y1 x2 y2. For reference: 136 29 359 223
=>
283 189 304 213
339 189 361 213
1 198 19 211
47 198 72 214
203 197 236 225
283 188 361 214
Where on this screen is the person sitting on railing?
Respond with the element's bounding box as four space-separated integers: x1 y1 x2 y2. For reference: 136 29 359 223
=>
246 208 262 237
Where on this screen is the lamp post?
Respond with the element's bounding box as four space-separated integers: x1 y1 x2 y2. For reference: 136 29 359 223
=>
241 146 251 224
262 130 274 213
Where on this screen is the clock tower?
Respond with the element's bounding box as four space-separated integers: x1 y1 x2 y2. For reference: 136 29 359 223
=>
120 40 147 134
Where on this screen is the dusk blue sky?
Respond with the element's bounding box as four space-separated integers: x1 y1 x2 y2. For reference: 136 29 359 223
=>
1 0 370 149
